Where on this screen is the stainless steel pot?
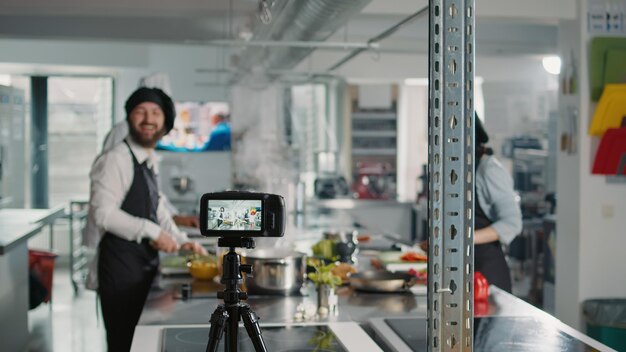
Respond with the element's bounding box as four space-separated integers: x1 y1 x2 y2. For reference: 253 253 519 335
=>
242 248 307 296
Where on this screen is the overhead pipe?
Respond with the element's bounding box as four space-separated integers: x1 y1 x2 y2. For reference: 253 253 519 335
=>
188 39 379 50
327 5 429 72
235 0 372 71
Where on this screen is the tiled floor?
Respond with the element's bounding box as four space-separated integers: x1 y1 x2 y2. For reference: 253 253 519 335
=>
27 267 106 352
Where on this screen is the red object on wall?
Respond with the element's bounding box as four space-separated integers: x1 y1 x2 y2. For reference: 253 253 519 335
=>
592 127 626 175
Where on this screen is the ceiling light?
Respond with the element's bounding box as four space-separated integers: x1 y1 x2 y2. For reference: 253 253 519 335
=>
542 56 561 75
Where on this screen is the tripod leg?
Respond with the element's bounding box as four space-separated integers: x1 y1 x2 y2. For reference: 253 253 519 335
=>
225 305 240 352
206 305 228 352
240 304 268 352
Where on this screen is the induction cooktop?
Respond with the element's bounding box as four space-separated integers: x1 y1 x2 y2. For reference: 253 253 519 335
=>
371 317 603 352
161 325 348 352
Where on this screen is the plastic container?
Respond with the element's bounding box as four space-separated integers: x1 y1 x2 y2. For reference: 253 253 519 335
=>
28 249 57 303
582 299 626 352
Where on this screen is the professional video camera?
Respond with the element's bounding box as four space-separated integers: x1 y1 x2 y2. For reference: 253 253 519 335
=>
198 191 285 352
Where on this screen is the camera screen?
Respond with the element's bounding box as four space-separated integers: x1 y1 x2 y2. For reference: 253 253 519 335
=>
207 200 263 231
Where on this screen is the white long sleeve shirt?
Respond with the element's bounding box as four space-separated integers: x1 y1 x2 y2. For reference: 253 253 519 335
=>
475 155 523 245
87 137 188 245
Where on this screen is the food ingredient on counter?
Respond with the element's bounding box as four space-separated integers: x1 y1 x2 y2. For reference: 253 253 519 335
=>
331 262 358 283
407 267 428 282
188 256 218 280
474 271 489 302
312 239 338 261
400 251 428 262
308 262 343 289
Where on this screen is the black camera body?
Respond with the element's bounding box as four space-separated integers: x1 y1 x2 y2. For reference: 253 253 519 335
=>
199 191 285 238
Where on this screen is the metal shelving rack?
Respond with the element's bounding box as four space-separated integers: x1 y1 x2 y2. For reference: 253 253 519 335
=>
68 200 89 295
428 0 475 351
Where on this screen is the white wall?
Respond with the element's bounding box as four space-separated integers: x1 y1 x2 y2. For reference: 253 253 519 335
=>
0 39 230 121
555 1 626 329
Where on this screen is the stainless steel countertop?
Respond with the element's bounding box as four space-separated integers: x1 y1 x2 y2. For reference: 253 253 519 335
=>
0 206 65 254
0 205 66 226
138 273 587 329
0 223 44 254
139 275 425 326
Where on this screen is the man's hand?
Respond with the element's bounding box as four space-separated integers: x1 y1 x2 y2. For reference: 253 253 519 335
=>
173 215 200 228
151 232 179 253
180 241 208 255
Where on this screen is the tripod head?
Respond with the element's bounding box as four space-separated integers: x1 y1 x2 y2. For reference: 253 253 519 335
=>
217 237 255 305
218 237 256 250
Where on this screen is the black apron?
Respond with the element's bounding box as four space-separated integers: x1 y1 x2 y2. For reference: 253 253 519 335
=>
474 160 513 293
98 141 160 352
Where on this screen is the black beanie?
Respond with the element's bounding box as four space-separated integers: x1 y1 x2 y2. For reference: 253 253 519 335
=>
475 112 489 145
125 87 175 133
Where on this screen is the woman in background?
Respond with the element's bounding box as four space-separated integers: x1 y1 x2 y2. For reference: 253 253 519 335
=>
472 116 522 292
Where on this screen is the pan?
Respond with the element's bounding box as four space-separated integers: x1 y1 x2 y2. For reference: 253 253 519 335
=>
348 271 416 293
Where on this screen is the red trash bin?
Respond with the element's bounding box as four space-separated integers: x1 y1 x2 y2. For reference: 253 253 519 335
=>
28 249 57 303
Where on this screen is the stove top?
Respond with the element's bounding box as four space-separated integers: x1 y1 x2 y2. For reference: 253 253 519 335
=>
161 325 349 352
379 317 598 352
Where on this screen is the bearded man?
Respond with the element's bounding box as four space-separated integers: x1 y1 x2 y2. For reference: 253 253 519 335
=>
87 87 206 351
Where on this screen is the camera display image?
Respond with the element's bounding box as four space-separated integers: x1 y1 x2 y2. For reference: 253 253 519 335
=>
207 200 262 231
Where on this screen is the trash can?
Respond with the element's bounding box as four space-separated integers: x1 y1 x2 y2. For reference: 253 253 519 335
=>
28 249 57 304
582 299 626 352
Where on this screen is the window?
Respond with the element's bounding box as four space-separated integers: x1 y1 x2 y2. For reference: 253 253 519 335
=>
47 77 113 206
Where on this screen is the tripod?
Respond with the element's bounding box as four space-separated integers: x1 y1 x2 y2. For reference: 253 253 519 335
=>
206 237 268 352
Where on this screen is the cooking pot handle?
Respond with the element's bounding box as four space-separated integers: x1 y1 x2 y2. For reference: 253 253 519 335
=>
403 276 417 289
262 259 288 266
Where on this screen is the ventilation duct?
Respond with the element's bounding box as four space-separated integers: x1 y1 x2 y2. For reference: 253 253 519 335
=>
236 0 371 71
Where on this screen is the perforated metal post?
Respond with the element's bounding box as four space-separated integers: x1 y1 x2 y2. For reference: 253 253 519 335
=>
428 0 475 351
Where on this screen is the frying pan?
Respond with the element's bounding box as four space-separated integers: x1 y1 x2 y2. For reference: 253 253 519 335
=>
349 271 416 293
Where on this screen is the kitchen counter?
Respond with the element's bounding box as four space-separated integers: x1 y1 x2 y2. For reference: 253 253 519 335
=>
0 223 44 254
139 275 424 326
0 206 65 352
0 205 66 226
369 286 616 351
136 274 615 351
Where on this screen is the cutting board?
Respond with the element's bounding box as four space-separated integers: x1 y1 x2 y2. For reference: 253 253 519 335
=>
590 37 626 101
377 251 428 272
592 127 626 175
589 84 626 136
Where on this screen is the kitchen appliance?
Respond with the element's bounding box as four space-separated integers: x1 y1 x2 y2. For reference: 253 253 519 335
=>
242 248 307 296
164 325 346 352
369 316 604 352
131 322 382 352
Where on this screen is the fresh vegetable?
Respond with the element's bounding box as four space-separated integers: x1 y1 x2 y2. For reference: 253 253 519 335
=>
311 239 338 261
330 263 358 283
474 271 489 302
308 262 342 289
407 267 428 281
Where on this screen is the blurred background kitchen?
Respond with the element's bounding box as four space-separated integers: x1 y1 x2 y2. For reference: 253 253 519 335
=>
0 0 625 351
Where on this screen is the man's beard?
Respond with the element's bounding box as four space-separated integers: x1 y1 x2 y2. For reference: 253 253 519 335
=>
129 124 166 148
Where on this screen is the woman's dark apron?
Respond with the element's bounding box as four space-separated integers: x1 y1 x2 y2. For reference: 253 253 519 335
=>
474 163 513 293
98 141 160 352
